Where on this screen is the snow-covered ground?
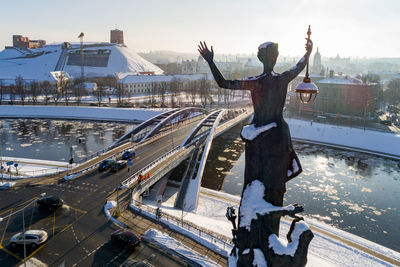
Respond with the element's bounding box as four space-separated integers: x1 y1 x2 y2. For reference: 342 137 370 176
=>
143 229 220 267
0 156 68 182
0 105 164 122
140 186 400 267
288 118 400 159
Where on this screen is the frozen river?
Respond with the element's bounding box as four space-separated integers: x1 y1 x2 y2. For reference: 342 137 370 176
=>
202 122 400 252
0 119 135 162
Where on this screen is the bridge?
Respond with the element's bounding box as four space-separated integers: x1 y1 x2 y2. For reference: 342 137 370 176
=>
122 108 252 212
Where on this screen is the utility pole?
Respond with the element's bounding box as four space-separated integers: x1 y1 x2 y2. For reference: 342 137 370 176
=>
78 32 85 81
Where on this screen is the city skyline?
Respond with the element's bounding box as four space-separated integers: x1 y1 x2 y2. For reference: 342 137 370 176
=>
0 0 399 58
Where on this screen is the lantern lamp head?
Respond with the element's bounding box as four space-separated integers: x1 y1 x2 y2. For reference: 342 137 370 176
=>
295 78 318 104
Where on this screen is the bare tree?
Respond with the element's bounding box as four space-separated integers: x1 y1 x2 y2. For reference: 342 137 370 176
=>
198 76 211 108
15 75 26 105
185 80 198 106
30 80 40 104
169 78 181 108
8 84 16 104
73 78 85 106
158 81 169 107
0 80 4 105
114 82 125 106
148 82 157 106
96 84 106 106
42 81 52 105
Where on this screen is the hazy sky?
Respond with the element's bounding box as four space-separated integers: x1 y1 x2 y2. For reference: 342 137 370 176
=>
0 0 399 57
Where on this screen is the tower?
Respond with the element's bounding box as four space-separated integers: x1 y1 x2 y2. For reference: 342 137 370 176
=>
110 29 124 45
312 47 322 74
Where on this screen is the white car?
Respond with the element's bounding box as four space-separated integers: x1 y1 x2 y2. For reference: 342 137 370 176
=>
9 230 48 249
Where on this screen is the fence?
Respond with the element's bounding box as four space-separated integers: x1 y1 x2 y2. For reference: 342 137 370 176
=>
130 199 233 251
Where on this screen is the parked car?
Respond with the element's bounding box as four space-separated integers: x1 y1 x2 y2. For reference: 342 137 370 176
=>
37 195 63 210
110 229 141 249
121 149 136 160
9 230 48 249
99 159 116 172
110 160 127 172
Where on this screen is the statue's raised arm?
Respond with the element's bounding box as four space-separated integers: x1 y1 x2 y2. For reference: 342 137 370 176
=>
281 38 313 83
198 41 251 90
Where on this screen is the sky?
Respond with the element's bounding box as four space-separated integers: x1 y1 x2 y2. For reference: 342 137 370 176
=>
0 0 399 58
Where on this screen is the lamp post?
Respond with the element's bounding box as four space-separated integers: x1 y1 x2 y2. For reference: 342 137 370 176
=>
0 193 46 267
295 25 319 104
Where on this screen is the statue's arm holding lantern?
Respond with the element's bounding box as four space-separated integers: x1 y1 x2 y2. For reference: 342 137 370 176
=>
198 41 255 90
281 38 313 83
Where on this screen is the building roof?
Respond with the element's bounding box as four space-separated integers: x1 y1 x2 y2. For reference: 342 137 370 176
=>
317 76 365 85
0 43 163 82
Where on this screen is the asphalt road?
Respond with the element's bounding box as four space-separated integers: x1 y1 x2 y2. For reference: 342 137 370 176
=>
0 125 194 266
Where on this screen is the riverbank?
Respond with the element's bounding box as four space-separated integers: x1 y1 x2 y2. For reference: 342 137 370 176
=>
0 105 164 122
287 118 400 159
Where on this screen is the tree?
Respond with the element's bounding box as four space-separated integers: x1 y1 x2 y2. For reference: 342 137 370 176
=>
198 76 211 108
15 75 26 105
385 79 400 105
169 78 181 108
158 81 169 107
29 81 40 104
95 84 106 106
114 82 125 106
73 78 85 106
148 82 157 106
42 81 52 105
0 80 4 105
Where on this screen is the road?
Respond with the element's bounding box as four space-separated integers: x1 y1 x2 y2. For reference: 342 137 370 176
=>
0 124 195 266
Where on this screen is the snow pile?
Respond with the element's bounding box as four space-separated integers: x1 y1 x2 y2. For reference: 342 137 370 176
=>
240 122 277 141
239 180 294 231
253 248 268 267
0 181 16 188
18 257 47 267
143 229 220 267
64 169 88 181
104 201 126 227
0 106 164 122
268 220 310 256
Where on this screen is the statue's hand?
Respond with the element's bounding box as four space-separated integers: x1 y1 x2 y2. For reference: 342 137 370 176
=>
305 38 313 52
198 41 214 63
287 204 304 217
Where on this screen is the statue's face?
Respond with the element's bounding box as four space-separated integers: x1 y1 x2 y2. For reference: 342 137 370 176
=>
257 42 279 69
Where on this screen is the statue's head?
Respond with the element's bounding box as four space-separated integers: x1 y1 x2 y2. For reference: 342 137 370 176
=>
257 42 279 70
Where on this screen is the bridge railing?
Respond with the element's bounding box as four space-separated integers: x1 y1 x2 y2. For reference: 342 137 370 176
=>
130 199 233 252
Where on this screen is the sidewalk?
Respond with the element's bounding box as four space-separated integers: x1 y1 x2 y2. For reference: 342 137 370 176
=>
118 208 228 267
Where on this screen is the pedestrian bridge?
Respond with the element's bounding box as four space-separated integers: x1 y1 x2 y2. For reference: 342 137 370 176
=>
125 108 252 212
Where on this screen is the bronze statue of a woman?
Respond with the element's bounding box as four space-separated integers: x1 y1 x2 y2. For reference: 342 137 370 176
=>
199 38 314 266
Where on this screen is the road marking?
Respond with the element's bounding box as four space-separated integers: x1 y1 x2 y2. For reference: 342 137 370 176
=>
71 242 107 267
0 208 13 245
24 209 87 263
52 210 56 237
0 245 23 261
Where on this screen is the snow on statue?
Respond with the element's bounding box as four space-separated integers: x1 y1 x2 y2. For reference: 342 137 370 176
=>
198 36 314 266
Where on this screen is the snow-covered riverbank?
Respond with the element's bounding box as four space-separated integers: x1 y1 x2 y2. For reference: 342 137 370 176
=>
0 105 164 122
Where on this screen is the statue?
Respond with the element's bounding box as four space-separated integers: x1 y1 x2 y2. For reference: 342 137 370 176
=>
198 35 314 266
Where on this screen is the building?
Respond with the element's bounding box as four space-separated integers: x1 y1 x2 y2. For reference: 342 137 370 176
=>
287 72 375 117
119 74 212 95
110 29 124 45
12 35 46 49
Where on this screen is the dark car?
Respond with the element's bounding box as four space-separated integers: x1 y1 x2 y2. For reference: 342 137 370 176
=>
110 160 127 173
111 229 141 249
121 149 136 160
37 195 63 210
99 159 116 172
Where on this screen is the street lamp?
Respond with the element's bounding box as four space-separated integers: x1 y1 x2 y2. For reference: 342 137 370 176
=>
0 193 46 267
295 25 318 104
